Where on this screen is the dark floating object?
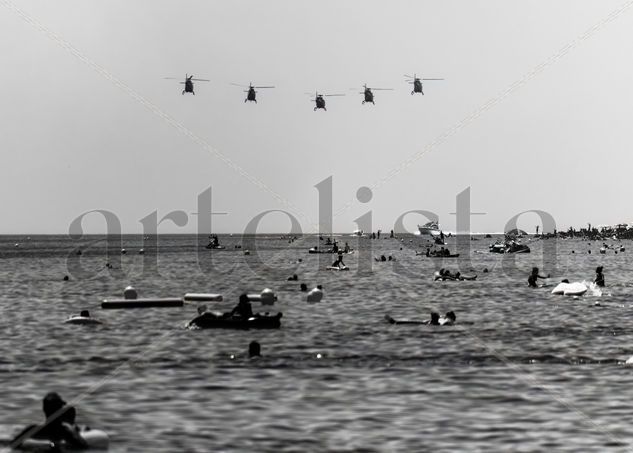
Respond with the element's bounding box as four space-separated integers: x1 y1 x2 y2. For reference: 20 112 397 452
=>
188 312 282 329
101 298 183 309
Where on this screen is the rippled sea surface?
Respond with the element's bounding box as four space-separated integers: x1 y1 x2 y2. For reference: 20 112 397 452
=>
1 234 633 452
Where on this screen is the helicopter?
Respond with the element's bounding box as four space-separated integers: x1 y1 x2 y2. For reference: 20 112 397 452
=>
307 91 345 111
164 74 210 95
357 84 393 105
404 74 444 95
231 82 275 103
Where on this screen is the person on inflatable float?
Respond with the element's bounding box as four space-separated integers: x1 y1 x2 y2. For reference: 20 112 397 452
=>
229 293 254 319
10 392 87 449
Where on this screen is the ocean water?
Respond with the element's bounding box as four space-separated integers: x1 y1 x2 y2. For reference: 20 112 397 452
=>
1 234 632 452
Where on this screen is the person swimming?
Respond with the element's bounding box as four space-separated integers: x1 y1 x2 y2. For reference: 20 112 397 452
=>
428 312 440 326
527 267 549 287
10 392 87 449
440 311 456 325
594 266 605 287
249 341 261 358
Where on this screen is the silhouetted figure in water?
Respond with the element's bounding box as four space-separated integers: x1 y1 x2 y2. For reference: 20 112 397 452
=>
229 294 253 319
528 267 549 287
428 312 440 325
595 266 605 287
11 392 87 449
300 283 308 291
440 311 456 325
331 252 345 268
249 341 261 358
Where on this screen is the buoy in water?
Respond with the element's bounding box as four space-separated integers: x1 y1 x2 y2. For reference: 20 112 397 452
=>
123 286 138 300
307 286 323 302
246 288 277 305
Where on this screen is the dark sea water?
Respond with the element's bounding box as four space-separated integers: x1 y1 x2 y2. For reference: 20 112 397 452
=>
1 234 633 452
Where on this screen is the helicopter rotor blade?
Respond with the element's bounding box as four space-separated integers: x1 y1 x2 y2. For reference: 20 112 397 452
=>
231 83 248 88
422 78 444 80
164 77 182 80
254 86 275 89
404 74 414 79
371 88 394 91
191 78 210 82
323 94 345 97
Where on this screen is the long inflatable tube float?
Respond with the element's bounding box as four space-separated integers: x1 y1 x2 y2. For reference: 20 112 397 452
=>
183 293 223 302
101 298 183 309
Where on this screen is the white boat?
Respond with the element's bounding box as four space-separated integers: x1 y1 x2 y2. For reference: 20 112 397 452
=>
351 229 364 237
417 221 441 236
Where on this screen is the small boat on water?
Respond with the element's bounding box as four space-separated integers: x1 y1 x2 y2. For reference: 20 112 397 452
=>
417 221 441 236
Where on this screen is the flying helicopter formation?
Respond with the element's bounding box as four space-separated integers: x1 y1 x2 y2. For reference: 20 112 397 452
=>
404 74 444 95
231 82 275 103
357 84 394 105
164 72 444 109
164 74 210 95
306 91 346 111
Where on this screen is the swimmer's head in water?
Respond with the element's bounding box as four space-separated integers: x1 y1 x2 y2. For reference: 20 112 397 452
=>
596 266 603 273
42 392 66 418
430 312 440 324
249 341 261 357
561 279 569 283
80 310 90 317
446 311 456 322
300 283 307 291
239 293 249 304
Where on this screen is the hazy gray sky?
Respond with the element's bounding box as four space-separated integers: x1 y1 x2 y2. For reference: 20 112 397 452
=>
1 1 632 234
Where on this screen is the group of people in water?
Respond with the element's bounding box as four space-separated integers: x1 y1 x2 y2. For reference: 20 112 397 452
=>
426 247 453 257
434 269 476 281
527 266 605 288
374 254 396 262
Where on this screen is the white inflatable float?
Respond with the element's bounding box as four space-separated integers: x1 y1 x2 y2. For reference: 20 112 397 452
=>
326 266 349 271
183 293 223 302
64 314 103 325
7 427 109 451
551 282 588 296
